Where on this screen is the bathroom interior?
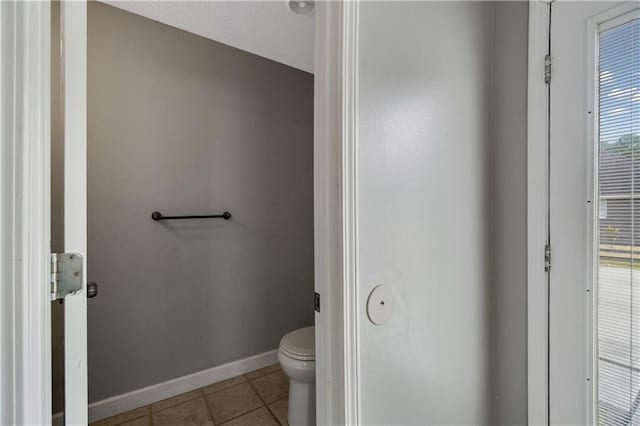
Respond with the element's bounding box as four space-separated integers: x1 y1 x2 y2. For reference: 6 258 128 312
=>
51 1 530 425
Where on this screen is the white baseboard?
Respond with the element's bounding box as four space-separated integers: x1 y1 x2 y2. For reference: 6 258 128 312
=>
54 349 279 423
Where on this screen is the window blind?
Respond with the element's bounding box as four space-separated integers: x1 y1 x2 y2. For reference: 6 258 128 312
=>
598 16 640 426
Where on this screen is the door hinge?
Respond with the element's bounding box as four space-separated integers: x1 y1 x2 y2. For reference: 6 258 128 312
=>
50 253 83 301
544 54 552 84
544 244 552 272
314 292 320 312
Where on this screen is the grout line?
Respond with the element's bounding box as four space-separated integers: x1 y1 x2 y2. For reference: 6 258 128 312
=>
203 375 248 397
244 363 280 381
201 387 217 426
114 413 151 426
149 390 202 414
263 406 280 425
204 380 251 403
265 396 288 426
243 369 286 423
247 369 288 405
218 406 270 426
122 366 280 426
245 373 268 406
244 369 288 425
147 390 208 425
205 369 265 425
96 406 150 426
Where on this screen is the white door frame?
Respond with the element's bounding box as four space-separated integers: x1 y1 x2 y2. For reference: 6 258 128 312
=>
0 1 52 425
314 1 358 424
527 1 551 425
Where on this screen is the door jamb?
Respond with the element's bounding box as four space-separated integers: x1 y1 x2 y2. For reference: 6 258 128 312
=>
527 1 551 425
0 1 52 425
314 1 359 424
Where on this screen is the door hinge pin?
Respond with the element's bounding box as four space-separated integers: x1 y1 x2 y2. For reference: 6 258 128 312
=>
544 244 552 272
544 54 552 84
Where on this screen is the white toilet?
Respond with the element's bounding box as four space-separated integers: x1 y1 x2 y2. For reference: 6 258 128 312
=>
278 326 315 426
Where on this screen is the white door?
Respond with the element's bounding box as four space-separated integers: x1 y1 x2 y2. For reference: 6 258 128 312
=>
61 1 88 424
550 2 639 424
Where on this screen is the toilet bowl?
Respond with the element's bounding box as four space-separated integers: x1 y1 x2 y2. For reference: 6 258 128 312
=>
278 326 315 426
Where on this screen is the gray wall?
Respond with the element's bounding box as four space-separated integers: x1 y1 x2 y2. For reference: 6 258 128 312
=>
86 2 314 403
490 2 529 425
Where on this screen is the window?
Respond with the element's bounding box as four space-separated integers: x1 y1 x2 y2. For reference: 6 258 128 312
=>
597 14 640 426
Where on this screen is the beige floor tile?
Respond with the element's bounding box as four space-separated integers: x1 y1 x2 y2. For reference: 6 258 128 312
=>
152 398 213 426
91 406 150 426
249 370 289 404
245 364 281 380
151 389 202 412
202 375 246 395
119 416 150 426
267 398 288 425
220 407 279 426
205 382 263 424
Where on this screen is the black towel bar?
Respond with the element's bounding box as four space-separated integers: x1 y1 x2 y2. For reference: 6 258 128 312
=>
151 211 231 221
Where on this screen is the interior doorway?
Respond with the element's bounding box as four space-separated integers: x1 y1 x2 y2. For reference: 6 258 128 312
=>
51 2 315 424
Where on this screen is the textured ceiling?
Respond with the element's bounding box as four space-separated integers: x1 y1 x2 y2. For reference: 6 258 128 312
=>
102 1 315 73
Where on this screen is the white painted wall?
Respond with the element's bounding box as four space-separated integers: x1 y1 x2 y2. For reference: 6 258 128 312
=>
356 3 493 423
102 1 314 73
490 3 529 424
354 2 529 424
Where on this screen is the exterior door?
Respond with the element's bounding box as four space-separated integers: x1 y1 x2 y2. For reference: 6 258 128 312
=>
550 2 640 424
61 1 89 424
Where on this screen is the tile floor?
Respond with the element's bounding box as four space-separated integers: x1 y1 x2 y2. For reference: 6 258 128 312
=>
91 364 289 426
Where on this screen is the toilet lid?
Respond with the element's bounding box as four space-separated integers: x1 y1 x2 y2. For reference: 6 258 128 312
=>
280 326 315 360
